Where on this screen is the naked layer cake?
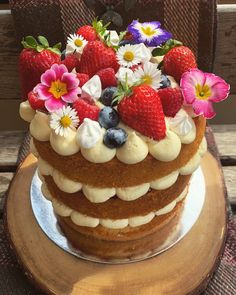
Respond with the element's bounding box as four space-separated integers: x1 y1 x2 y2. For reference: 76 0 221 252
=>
19 19 230 259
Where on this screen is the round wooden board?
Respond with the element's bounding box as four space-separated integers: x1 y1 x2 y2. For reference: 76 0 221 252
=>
5 152 227 295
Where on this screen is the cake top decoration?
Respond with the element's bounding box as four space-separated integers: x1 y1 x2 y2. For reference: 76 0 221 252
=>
19 18 230 147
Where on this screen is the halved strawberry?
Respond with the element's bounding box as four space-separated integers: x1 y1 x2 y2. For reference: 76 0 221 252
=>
157 87 183 117
96 68 117 89
28 90 45 110
73 99 100 125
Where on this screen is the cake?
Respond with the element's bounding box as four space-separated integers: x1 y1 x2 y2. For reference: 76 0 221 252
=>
19 19 230 260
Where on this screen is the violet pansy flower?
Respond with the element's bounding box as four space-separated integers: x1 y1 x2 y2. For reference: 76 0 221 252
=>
127 20 172 47
35 64 81 112
180 69 230 119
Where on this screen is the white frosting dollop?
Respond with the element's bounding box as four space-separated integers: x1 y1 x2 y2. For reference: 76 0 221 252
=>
100 218 129 229
115 67 137 86
50 129 80 156
179 153 201 175
76 118 102 149
82 185 116 203
105 30 119 46
150 171 179 190
52 169 82 193
30 138 39 157
70 211 99 228
129 212 155 227
148 130 181 161
81 75 102 101
156 200 176 216
150 55 164 64
52 198 72 217
168 109 196 144
116 132 148 164
41 181 52 201
199 137 207 156
38 157 53 176
30 111 51 141
19 101 36 122
116 183 150 201
81 136 116 163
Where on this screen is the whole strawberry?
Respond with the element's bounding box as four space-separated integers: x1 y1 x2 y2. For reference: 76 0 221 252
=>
96 68 117 89
157 88 183 117
163 46 197 82
118 85 166 140
76 73 89 87
79 41 119 77
60 54 80 72
77 25 98 41
73 99 100 125
19 36 61 100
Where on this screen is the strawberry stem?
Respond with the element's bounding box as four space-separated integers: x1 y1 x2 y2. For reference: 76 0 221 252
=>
152 39 182 57
21 35 61 55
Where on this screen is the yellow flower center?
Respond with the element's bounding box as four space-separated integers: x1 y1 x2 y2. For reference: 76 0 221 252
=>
195 84 211 100
142 75 153 85
141 26 156 36
74 38 83 47
60 115 72 128
49 80 68 99
123 51 134 62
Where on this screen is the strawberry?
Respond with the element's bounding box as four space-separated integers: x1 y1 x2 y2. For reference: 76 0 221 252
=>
28 90 45 110
76 73 89 87
157 88 183 117
19 36 61 100
73 99 100 124
60 54 80 72
79 41 119 77
96 68 117 89
163 46 197 81
118 85 166 140
77 25 98 41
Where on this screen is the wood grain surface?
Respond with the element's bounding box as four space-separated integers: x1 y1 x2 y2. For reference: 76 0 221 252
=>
5 152 227 295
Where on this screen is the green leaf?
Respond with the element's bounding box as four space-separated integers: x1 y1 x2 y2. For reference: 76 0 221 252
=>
21 40 32 49
48 47 61 55
118 31 127 42
38 36 49 48
152 47 167 56
24 36 38 48
157 60 164 70
53 42 62 50
36 45 44 52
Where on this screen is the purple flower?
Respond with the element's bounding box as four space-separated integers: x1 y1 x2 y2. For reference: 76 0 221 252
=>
127 20 172 47
35 64 81 112
180 69 230 119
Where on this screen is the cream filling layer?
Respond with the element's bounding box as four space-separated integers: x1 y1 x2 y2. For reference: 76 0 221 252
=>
38 137 207 203
41 181 188 229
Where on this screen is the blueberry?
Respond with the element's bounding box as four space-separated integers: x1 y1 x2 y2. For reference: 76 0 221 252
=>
119 39 137 46
100 87 118 106
160 75 171 89
61 49 66 61
103 128 127 148
98 107 119 129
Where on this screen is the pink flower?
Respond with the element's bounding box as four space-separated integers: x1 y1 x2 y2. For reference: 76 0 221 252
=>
180 69 230 119
35 64 81 112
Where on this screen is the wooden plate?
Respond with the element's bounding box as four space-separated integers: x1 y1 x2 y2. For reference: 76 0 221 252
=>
5 152 227 295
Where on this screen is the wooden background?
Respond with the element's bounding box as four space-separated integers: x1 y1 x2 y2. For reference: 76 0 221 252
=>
0 4 235 131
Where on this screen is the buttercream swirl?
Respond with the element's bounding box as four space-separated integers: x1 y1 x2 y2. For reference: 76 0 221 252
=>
76 118 102 149
19 101 36 122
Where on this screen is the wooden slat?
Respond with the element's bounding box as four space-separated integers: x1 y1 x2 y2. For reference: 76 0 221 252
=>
0 10 20 100
0 130 26 171
222 167 236 206
0 172 14 213
211 124 236 165
214 5 236 93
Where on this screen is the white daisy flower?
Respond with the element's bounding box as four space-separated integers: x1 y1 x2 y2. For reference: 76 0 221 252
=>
66 33 88 56
50 106 79 137
116 44 142 68
115 67 138 86
134 62 162 89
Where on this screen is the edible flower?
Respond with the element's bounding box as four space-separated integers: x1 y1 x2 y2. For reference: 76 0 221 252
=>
134 62 161 89
128 20 172 47
50 105 79 137
180 69 230 119
66 33 88 56
35 64 81 112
